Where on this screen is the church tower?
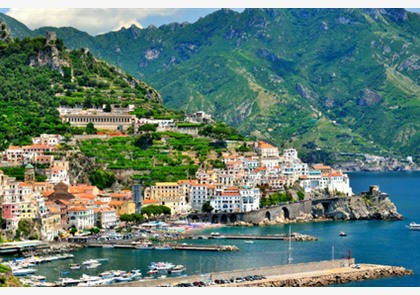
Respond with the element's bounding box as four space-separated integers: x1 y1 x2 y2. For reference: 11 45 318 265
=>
24 163 36 182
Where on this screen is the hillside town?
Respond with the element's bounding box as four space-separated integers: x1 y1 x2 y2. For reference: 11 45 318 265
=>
0 109 353 241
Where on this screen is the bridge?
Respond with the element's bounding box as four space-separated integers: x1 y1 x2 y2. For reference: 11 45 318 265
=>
186 197 340 225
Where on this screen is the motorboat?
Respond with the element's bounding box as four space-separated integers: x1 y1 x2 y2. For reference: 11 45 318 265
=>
86 262 101 269
82 259 100 265
406 222 420 231
339 232 347 237
69 263 81 270
12 267 37 276
168 265 186 274
148 261 175 271
244 240 254 244
135 243 154 250
154 244 173 250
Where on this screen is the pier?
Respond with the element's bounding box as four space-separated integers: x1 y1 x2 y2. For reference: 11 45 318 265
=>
86 243 240 251
105 259 413 287
186 232 318 241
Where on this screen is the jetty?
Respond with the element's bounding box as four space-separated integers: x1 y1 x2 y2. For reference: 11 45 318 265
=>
105 259 413 287
187 232 318 241
87 242 240 251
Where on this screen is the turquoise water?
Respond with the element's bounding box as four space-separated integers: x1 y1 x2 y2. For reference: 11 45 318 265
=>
6 171 420 287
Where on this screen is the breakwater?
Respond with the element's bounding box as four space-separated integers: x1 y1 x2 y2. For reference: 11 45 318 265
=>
226 264 413 287
105 259 413 287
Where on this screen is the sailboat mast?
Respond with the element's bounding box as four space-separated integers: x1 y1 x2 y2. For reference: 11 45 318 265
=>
288 226 292 264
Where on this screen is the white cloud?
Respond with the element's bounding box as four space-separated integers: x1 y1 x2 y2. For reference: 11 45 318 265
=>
6 8 180 36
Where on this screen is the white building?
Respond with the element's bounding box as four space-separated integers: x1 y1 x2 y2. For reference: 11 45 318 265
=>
67 206 95 230
210 186 260 213
95 207 117 229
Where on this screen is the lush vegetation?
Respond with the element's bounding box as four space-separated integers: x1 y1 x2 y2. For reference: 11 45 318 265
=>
7 9 416 163
77 131 236 187
0 31 164 151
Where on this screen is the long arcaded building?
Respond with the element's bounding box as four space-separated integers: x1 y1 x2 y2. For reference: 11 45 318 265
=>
58 107 135 131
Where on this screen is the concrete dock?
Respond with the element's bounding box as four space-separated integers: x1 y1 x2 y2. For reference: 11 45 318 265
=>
105 259 413 287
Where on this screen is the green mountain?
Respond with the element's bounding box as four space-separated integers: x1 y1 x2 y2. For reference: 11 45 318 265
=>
1 8 419 163
0 23 166 149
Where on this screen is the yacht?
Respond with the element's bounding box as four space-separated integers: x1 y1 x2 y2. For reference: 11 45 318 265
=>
406 222 420 231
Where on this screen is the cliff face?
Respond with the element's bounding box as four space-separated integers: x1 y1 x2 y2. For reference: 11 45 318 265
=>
312 188 403 221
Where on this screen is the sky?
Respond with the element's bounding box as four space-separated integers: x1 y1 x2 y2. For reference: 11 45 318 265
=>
0 1 419 36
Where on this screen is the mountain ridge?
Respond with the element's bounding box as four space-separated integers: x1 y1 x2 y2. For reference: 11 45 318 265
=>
0 8 418 164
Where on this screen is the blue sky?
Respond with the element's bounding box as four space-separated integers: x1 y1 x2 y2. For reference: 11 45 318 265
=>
0 1 418 36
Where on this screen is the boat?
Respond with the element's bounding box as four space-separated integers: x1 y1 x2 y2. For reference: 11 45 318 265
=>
82 259 100 265
154 244 173 250
69 263 81 270
147 269 158 275
102 244 114 248
56 277 81 287
168 265 186 274
12 267 37 276
86 262 101 269
406 222 420 231
135 243 154 250
339 232 347 236
244 240 254 244
148 261 175 271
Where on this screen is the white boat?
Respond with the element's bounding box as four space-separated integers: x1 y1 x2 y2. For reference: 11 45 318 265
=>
244 240 254 244
57 277 81 287
406 222 420 231
69 263 81 270
135 243 154 250
168 265 186 274
82 259 100 265
86 262 101 269
154 244 173 250
339 232 347 236
149 261 175 271
12 267 37 276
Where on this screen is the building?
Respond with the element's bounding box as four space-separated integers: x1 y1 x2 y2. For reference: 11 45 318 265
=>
132 184 143 214
58 106 135 131
67 205 95 231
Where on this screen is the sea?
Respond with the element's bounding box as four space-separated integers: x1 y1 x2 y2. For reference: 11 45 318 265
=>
4 171 420 291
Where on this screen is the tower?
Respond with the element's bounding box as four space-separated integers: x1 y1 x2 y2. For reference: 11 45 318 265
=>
24 163 35 183
132 183 143 214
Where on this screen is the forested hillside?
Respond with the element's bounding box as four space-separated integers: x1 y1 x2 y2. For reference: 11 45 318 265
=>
1 9 419 163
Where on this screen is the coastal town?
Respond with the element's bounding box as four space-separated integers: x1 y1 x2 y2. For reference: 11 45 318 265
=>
0 107 354 241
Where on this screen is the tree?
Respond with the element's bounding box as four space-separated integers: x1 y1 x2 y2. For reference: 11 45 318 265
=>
85 122 97 134
88 169 116 190
69 225 77 236
202 201 214 213
103 102 112 112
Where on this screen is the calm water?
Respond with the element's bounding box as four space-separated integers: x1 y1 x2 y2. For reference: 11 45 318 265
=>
8 171 420 287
